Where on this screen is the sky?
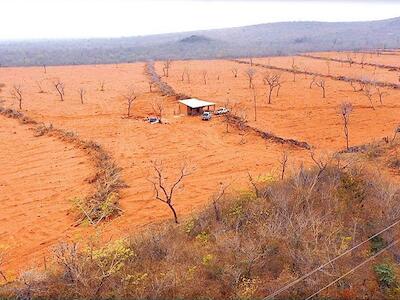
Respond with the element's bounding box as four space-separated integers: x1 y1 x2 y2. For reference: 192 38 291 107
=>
0 0 399 40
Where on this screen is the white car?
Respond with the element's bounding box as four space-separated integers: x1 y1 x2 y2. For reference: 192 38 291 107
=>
215 107 230 115
201 111 212 121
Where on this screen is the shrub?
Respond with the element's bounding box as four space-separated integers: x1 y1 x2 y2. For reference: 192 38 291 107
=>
374 263 397 288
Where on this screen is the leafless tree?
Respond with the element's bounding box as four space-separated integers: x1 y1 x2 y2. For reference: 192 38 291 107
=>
291 58 299 82
326 60 331 75
123 87 137 118
53 80 65 101
264 72 281 104
181 68 190 83
346 53 354 67
231 68 238 78
211 181 232 222
149 161 191 224
310 75 317 89
315 79 326 98
35 80 45 93
349 80 360 92
252 85 257 121
249 57 253 66
43 64 47 74
99 80 105 92
339 102 353 150
148 82 153 92
375 86 388 105
10 84 23 110
279 151 288 180
360 54 366 69
363 84 375 109
151 98 165 121
202 70 208 85
162 60 171 77
245 68 256 89
79 88 86 104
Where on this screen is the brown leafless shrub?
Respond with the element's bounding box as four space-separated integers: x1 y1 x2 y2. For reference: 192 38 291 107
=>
123 87 136 118
339 101 353 150
245 68 256 89
315 79 326 98
231 68 238 78
53 79 65 101
264 72 281 104
10 84 23 110
36 80 45 93
163 60 171 77
99 80 105 92
148 161 191 224
78 87 86 104
202 70 208 85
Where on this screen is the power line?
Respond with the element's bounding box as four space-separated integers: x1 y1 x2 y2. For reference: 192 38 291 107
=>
304 238 400 300
264 218 400 300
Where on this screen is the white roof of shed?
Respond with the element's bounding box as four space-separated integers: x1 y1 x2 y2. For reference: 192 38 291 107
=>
179 98 215 109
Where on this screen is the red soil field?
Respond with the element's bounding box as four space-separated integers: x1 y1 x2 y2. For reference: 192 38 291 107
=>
0 52 399 277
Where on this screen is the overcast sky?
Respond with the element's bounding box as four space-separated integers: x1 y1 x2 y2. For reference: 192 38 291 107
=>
0 0 399 40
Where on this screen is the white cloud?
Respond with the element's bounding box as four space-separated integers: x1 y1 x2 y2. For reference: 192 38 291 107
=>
0 0 399 40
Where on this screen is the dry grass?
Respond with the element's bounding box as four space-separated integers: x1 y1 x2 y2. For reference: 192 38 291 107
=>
9 159 400 299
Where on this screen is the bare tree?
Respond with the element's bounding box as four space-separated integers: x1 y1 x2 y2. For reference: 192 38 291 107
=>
346 53 354 67
151 98 165 121
360 54 366 69
363 84 375 109
291 58 299 82
245 68 256 89
339 102 353 150
181 68 190 83
231 68 238 78
326 60 331 75
202 70 208 85
99 80 105 92
349 80 360 92
162 60 171 77
264 72 281 104
211 181 232 222
36 80 45 93
10 84 23 110
279 151 288 180
43 64 47 74
123 87 136 118
78 88 86 104
252 85 257 121
375 86 388 105
149 161 191 224
309 75 317 89
315 79 326 98
53 80 65 101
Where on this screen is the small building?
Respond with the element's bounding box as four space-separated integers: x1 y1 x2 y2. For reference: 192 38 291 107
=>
179 98 216 116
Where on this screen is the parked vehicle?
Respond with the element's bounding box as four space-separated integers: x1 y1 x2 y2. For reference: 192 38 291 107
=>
201 111 212 121
215 107 230 115
146 116 161 124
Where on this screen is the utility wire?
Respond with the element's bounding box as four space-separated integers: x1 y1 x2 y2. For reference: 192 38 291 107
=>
264 218 400 300
304 238 400 300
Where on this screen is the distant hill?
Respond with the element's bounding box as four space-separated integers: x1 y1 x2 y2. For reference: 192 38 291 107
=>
0 17 399 67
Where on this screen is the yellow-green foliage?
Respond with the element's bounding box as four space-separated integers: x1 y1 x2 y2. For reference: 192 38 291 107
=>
88 239 133 276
